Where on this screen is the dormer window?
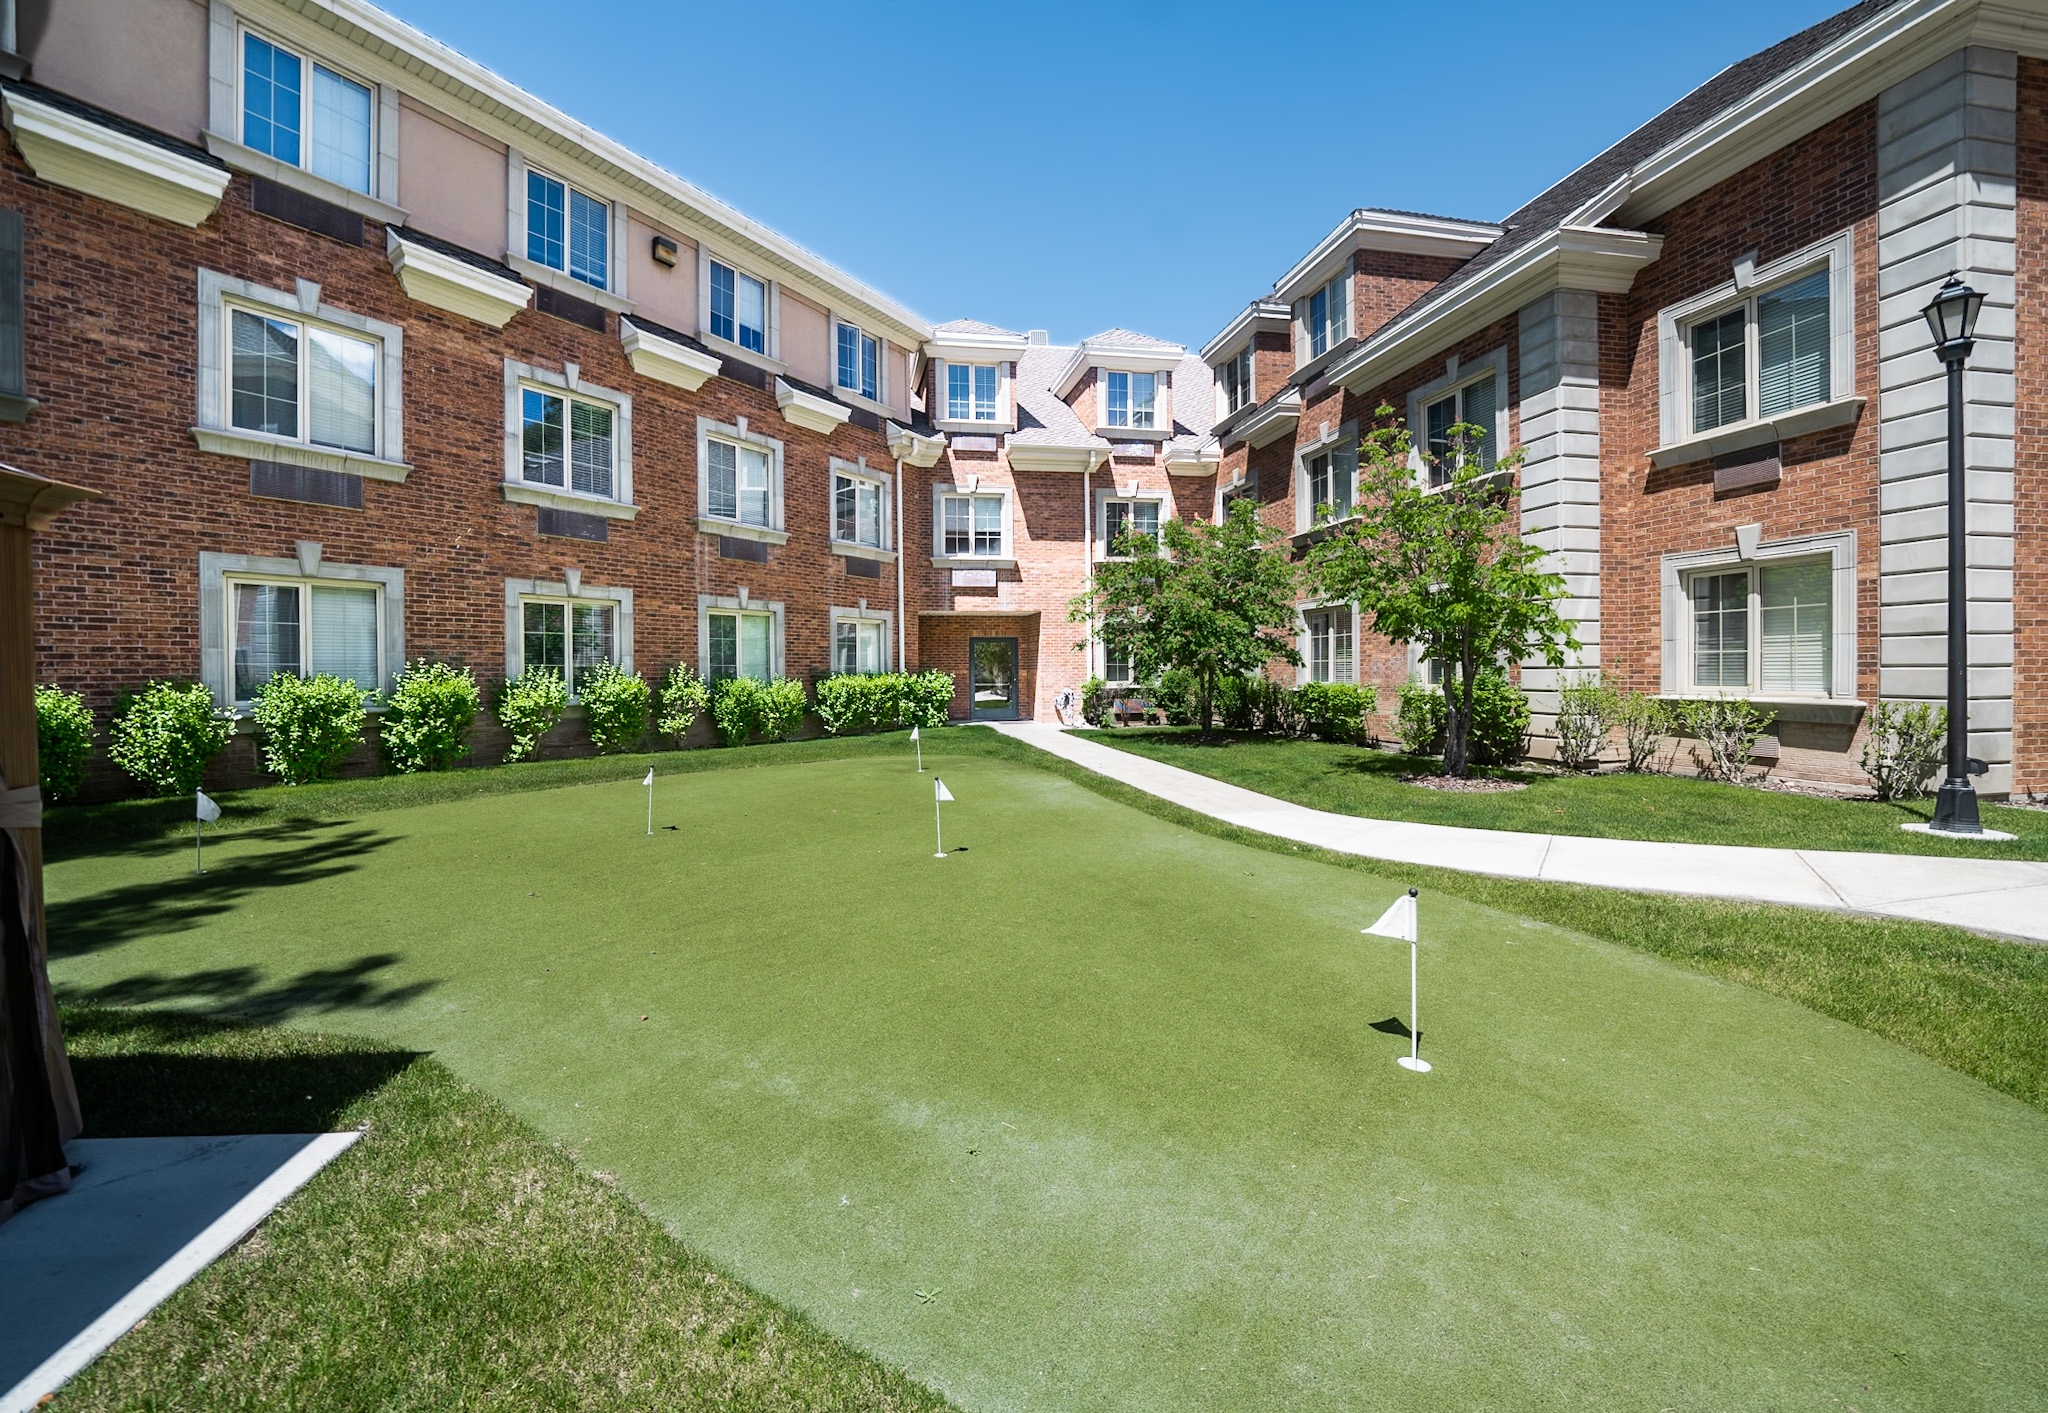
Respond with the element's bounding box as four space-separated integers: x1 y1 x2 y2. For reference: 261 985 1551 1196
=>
1104 371 1156 430
711 260 767 353
947 363 999 421
1219 347 1253 414
1304 273 1348 359
527 170 609 289
837 322 879 401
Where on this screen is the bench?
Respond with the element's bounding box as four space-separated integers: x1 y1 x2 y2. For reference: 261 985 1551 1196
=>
1111 697 1167 728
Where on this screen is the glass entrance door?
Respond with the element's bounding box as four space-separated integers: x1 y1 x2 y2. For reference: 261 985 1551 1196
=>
969 637 1019 719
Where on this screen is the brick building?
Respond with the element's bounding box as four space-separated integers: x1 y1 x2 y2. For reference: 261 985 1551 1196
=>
0 0 2042 799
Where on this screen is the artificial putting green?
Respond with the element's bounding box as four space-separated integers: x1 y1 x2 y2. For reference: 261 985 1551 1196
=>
45 750 2048 1411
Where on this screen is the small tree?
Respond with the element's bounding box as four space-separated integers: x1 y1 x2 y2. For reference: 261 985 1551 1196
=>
1304 408 1577 777
1068 497 1300 740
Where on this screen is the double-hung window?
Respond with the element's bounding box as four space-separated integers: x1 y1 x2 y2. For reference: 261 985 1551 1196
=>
229 305 377 454
241 31 373 195
834 470 886 549
521 599 615 697
1422 373 1498 487
1103 498 1160 556
1686 558 1832 695
1104 642 1135 686
707 437 773 526
1304 440 1356 523
834 617 887 675
229 578 381 702
527 170 609 289
1305 274 1348 359
1220 347 1253 415
941 494 1005 557
1304 608 1354 684
1103 371 1156 430
1687 268 1830 435
707 610 774 683
521 388 615 498
946 363 999 421
837 323 880 401
710 260 767 353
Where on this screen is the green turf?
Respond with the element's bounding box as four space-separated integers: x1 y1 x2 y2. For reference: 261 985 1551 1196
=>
44 749 2048 1411
53 1007 954 1412
1079 728 2048 858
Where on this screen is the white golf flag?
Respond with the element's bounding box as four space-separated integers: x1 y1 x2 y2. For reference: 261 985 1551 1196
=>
195 790 221 823
934 778 954 803
911 726 920 741
1362 892 1415 943
643 768 655 787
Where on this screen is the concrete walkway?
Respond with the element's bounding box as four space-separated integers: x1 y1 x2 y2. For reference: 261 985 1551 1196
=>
989 722 2048 943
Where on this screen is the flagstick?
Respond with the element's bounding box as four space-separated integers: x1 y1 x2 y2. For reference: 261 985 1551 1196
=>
916 734 923 773
934 793 945 858
1410 941 1419 1064
646 780 653 836
195 818 203 875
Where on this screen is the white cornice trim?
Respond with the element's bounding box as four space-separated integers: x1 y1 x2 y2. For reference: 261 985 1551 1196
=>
386 229 531 328
774 378 853 436
1052 340 1188 398
887 422 948 467
619 319 720 391
1164 439 1223 477
1224 389 1303 450
3 91 229 227
203 131 407 223
1003 441 1110 474
1272 210 1501 305
1199 299 1292 364
926 328 1032 361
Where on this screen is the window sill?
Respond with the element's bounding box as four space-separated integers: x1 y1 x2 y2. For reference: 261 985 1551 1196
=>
699 333 785 377
831 542 897 563
934 417 1014 435
1655 693 1866 726
1093 425 1169 440
931 555 1016 570
1289 514 1360 549
202 133 407 225
828 382 897 420
699 517 789 544
503 255 634 315
192 427 411 483
0 391 38 423
502 482 638 520
1649 396 1865 469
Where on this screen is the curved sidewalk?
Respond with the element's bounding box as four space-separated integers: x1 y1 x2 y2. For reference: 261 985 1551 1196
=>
990 722 2048 943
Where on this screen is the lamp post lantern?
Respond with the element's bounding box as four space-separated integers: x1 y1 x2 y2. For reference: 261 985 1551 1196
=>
1921 275 1988 834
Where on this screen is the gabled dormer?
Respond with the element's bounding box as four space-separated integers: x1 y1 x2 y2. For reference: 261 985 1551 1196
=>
1054 330 1186 441
926 320 1031 434
1201 299 1292 430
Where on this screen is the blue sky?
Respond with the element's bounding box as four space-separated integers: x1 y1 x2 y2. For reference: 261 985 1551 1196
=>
394 0 1848 349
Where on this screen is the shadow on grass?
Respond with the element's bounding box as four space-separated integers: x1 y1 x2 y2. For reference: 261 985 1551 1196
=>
63 952 437 1027
60 1005 423 1138
47 824 396 956
1369 1016 1422 1044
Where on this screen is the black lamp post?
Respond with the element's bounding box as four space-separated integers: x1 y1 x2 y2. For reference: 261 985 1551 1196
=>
1921 275 1988 834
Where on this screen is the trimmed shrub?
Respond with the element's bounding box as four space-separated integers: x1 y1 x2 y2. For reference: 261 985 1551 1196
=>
381 660 480 773
580 662 651 754
34 684 95 803
900 670 955 730
710 677 764 747
1554 674 1609 771
1680 696 1772 784
1396 670 1530 767
815 674 885 734
251 672 371 785
1395 679 1446 756
495 669 568 763
1607 685 1672 773
1295 681 1377 743
1861 700 1947 801
760 677 809 741
108 681 233 797
657 663 711 746
1152 669 1198 726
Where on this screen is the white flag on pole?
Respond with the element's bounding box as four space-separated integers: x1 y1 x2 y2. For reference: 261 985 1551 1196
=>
643 768 655 787
1362 892 1415 943
911 726 920 741
934 778 953 802
195 790 221 823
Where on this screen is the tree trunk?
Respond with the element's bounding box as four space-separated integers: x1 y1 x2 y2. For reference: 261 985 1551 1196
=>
1445 638 1478 777
1198 665 1215 742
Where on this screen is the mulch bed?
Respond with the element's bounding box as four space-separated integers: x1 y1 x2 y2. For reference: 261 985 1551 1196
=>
1402 774 1528 793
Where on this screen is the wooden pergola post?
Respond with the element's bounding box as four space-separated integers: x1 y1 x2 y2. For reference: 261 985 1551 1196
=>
1 462 98 1222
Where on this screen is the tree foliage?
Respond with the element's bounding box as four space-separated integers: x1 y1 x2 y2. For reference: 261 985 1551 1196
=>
1304 408 1576 776
1069 498 1300 738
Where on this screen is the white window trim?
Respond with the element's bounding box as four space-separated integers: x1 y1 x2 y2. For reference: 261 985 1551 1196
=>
933 358 1014 432
696 414 788 543
1405 347 1510 488
1293 418 1359 535
1093 486 1170 561
829 604 895 675
501 359 635 518
513 160 614 291
829 456 894 555
1297 270 1351 365
1216 344 1255 419
230 22 380 196
697 245 783 370
1096 368 1167 436
1655 228 1857 455
1296 601 1360 687
193 268 410 480
930 482 1016 566
832 317 890 411
1099 635 1139 687
505 576 634 699
697 593 786 682
198 548 403 708
1658 528 1858 701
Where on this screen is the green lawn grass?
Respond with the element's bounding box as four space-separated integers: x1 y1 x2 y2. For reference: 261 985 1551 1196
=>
1079 727 2048 858
42 742 2048 1410
52 1006 955 1412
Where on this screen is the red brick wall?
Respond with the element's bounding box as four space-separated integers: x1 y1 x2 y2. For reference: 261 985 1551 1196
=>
1351 249 1468 342
2014 59 2048 798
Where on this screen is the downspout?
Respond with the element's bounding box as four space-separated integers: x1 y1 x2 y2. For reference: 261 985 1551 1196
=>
894 456 906 671
1081 459 1092 686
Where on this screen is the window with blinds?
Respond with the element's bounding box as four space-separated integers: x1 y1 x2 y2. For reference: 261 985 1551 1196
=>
1686 268 1831 435
229 579 380 701
710 260 766 352
520 389 614 498
242 30 374 195
834 472 884 547
1305 608 1353 683
1690 571 1749 688
834 619 886 675
1424 374 1497 486
1304 274 1347 359
522 600 615 696
1306 440 1355 522
229 307 376 454
837 323 879 401
708 611 773 682
707 438 772 525
941 495 1004 557
1686 558 1832 695
1103 499 1159 554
